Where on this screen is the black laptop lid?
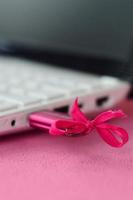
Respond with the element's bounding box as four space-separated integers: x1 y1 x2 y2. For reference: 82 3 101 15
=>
0 0 133 81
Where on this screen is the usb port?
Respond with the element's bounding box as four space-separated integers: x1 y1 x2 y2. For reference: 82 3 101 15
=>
54 105 69 113
96 96 109 107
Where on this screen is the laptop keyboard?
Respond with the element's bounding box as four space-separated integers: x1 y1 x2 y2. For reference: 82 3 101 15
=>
0 56 121 113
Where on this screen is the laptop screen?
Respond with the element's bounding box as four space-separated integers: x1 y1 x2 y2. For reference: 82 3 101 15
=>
0 0 132 62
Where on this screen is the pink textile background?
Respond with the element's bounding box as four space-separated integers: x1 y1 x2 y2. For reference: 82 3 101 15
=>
0 100 133 200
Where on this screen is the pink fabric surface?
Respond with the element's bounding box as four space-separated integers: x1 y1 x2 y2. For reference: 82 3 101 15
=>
0 100 133 200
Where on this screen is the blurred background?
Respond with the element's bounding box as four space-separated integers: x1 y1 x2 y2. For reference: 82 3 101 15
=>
0 0 133 80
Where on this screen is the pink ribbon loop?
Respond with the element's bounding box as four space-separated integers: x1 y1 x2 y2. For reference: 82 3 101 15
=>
96 124 128 147
50 98 129 147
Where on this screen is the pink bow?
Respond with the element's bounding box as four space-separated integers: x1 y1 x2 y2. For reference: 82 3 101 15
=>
49 98 128 147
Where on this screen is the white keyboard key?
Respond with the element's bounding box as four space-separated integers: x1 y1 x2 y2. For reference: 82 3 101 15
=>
44 91 65 100
101 77 119 87
91 82 105 92
0 94 43 106
9 88 26 96
43 81 89 94
68 88 89 95
0 99 19 112
0 86 8 92
30 90 65 100
22 82 38 90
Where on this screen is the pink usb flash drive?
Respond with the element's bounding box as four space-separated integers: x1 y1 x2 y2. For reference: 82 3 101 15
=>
29 111 70 133
29 98 129 148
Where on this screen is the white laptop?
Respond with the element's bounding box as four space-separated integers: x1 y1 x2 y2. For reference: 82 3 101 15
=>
0 0 131 134
0 56 130 134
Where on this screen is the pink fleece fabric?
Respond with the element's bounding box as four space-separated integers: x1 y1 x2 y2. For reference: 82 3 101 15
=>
0 100 132 200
